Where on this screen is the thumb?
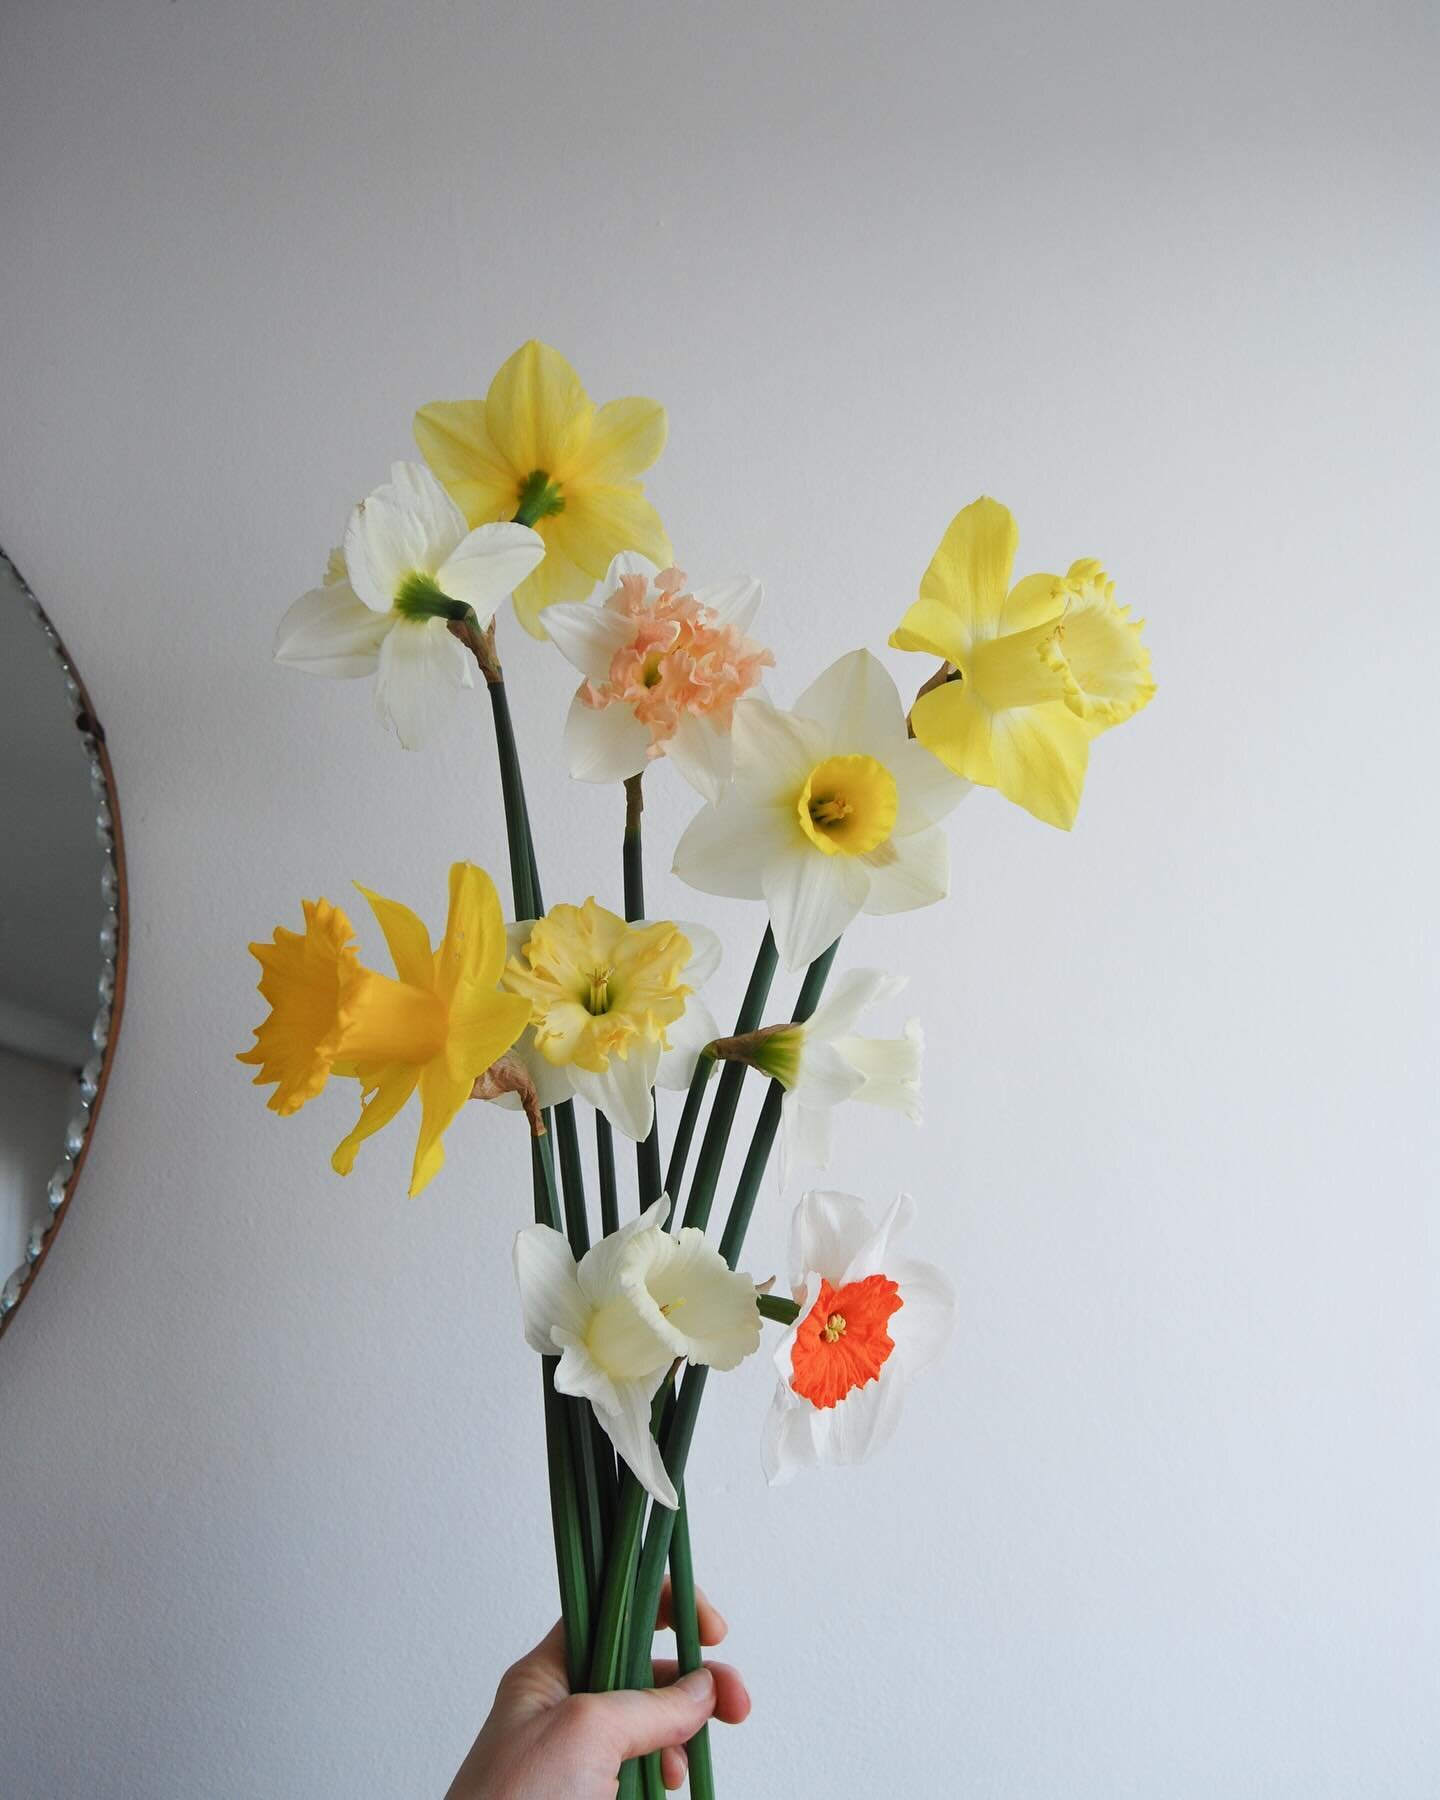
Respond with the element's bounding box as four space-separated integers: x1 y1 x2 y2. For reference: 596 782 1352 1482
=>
579 1668 717 1761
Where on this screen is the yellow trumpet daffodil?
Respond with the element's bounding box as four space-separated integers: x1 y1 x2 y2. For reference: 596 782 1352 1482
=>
238 863 532 1195
891 498 1155 830
415 341 671 638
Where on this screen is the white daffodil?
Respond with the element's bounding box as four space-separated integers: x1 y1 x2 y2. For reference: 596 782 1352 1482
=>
273 461 544 749
672 650 969 970
496 901 722 1141
711 968 922 1186
515 1196 763 1507
542 553 772 802
762 1190 954 1486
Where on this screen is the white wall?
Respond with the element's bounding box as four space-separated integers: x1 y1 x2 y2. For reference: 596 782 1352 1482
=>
1 3 1435 1795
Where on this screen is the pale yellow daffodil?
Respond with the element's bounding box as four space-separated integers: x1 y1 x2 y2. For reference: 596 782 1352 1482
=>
238 863 532 1195
891 498 1155 830
415 341 671 637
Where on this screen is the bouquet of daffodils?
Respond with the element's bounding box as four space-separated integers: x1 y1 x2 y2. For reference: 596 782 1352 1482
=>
240 342 1154 1795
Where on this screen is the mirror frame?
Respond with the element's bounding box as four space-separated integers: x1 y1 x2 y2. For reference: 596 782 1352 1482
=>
0 544 129 1342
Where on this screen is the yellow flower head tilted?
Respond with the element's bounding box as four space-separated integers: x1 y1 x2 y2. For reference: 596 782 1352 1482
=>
890 498 1155 830
414 341 671 637
238 862 532 1195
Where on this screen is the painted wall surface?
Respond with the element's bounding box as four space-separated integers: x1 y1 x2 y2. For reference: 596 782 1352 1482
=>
1 3 1435 1795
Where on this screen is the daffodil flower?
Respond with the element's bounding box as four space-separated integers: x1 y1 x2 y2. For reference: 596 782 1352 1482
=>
273 462 544 749
515 1197 763 1508
712 969 922 1185
762 1190 954 1485
238 862 532 1195
672 650 969 971
499 900 721 1141
544 553 772 802
891 497 1155 829
415 341 671 637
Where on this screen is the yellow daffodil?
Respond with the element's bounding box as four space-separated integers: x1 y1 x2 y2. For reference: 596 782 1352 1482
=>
415 341 671 638
890 498 1155 830
238 863 532 1195
500 899 719 1141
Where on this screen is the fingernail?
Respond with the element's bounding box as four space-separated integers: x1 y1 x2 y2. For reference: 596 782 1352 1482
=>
676 1668 714 1702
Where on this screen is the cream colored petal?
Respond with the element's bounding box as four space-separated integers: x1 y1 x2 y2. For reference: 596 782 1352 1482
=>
274 581 392 677
563 693 651 784
859 825 949 917
792 649 907 759
514 1222 587 1354
762 842 868 972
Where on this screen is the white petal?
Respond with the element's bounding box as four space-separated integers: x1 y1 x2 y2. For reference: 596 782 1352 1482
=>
842 1192 916 1285
599 550 660 598
576 1196 673 1307
761 1383 820 1486
436 521 546 624
692 574 762 635
889 736 972 834
655 996 719 1091
543 598 639 680
762 844 868 971
860 826 949 916
563 694 651 783
373 617 472 749
823 1360 906 1465
382 460 468 551
790 1191 874 1285
514 1224 586 1354
631 1228 762 1371
836 1019 924 1120
596 1371 678 1509
672 796 795 901
803 968 907 1045
729 694 825 802
571 1047 659 1142
666 712 734 806
273 581 392 677
792 650 906 759
790 1039 865 1110
778 1096 833 1188
675 919 722 988
489 1027 578 1115
886 1255 956 1374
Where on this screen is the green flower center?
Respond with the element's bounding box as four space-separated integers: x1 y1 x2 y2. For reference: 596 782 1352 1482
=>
515 469 566 526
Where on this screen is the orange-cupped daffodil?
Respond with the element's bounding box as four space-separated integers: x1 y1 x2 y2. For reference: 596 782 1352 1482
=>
891 498 1155 830
238 862 532 1195
415 341 671 638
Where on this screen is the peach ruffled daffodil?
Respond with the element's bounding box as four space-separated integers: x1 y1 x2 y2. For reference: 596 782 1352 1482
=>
415 341 671 638
672 650 969 971
711 968 922 1185
891 498 1155 829
238 862 532 1196
762 1190 954 1485
544 553 772 801
273 463 544 749
515 1198 763 1508
499 899 721 1141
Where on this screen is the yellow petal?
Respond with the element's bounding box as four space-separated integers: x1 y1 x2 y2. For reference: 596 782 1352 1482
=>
557 485 672 581
916 497 1019 652
409 1059 475 1195
485 340 593 480
237 898 358 1115
331 1064 419 1175
577 395 668 483
1002 571 1067 633
966 619 1071 712
435 861 508 1000
908 679 995 786
354 884 434 989
413 399 517 526
445 990 533 1083
888 596 964 663
987 702 1092 830
511 525 599 635
1055 561 1156 732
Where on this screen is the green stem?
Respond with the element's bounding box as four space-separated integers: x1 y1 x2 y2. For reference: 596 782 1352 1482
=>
663 1056 712 1220
622 774 664 1209
487 679 537 919
595 1113 620 1238
668 1488 714 1798
678 927 779 1233
757 1293 801 1326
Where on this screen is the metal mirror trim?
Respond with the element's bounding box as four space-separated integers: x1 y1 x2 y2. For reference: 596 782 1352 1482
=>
0 544 128 1341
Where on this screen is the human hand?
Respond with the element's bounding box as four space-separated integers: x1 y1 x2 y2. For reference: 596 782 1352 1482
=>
445 1582 751 1797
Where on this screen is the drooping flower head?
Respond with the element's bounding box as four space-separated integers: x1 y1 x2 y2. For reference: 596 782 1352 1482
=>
500 899 721 1140
544 553 773 801
515 1197 763 1507
891 498 1155 829
673 650 970 970
711 968 923 1184
238 863 531 1195
273 462 544 749
415 341 671 636
763 1190 954 1485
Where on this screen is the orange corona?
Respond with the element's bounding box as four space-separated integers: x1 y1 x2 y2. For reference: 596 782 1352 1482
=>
789 1273 903 1410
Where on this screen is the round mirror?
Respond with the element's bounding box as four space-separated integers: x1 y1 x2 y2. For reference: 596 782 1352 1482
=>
0 546 126 1340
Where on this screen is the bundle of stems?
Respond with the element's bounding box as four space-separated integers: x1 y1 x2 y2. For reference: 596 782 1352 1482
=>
481 650 832 1799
